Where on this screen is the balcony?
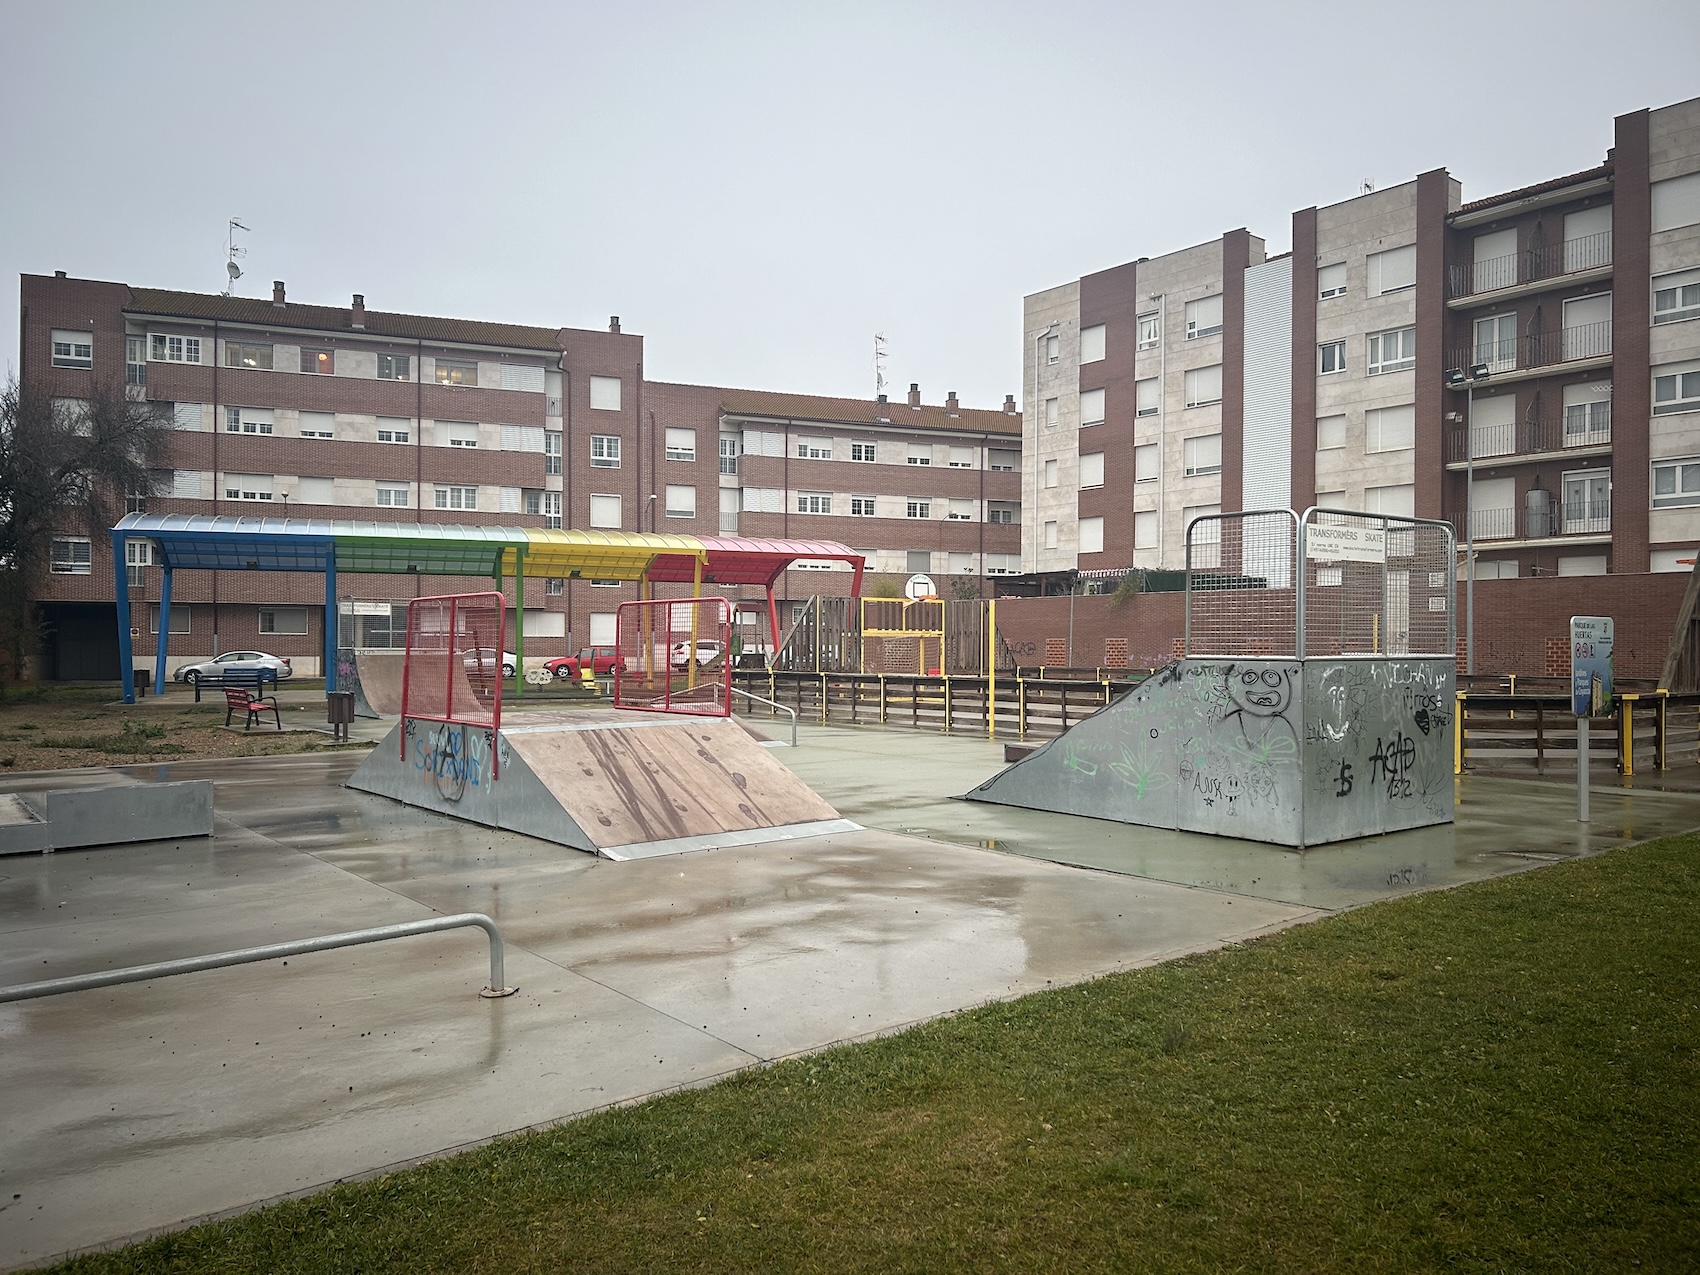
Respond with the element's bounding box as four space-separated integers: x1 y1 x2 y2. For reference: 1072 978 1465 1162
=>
1448 230 1612 302
1447 319 1612 386
1447 495 1611 545
1444 403 1612 465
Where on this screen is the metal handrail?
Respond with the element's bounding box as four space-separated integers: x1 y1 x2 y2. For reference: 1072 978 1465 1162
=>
0 912 517 1004
729 684 798 747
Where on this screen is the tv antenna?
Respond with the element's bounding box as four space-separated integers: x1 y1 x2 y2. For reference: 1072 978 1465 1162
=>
873 332 888 399
223 218 249 295
1361 178 1375 195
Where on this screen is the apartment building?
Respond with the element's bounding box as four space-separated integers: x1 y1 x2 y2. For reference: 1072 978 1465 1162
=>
19 274 1018 678
1024 94 1700 593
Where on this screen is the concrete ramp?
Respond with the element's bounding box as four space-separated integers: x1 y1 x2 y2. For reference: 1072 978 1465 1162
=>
965 657 1454 848
345 711 854 860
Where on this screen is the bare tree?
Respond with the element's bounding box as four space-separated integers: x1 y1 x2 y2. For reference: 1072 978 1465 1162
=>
0 378 170 680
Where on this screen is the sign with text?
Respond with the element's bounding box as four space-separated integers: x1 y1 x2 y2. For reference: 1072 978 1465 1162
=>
904 573 937 600
1570 615 1614 717
1305 522 1386 565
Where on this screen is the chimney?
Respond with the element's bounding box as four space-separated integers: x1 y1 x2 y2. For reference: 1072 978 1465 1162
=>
54 270 66 278
876 393 887 405
908 382 921 408
272 280 286 307
609 315 621 334
945 391 959 414
1003 394 1017 414
351 294 365 329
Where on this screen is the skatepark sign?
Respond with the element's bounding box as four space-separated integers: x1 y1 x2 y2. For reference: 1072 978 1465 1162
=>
1304 523 1386 564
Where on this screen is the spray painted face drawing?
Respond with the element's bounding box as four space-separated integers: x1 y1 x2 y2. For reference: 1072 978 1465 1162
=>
1226 665 1297 763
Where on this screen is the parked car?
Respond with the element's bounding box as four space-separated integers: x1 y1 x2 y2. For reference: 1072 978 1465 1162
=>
463 648 517 678
174 651 293 683
546 647 626 679
670 640 725 670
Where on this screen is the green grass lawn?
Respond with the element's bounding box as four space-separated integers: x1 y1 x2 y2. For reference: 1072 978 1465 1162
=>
57 833 1700 1273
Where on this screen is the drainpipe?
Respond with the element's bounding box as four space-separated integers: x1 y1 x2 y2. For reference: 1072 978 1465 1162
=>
415 339 424 530
211 318 220 655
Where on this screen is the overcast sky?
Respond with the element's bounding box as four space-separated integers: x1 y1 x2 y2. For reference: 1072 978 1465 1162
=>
3 1 1697 407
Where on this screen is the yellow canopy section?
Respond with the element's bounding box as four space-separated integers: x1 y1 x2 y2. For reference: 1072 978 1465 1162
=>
497 529 705 581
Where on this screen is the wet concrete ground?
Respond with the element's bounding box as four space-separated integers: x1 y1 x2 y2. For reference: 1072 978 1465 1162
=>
1 720 1695 1270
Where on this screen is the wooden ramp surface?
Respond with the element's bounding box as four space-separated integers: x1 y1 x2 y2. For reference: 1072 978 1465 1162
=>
504 716 839 850
357 650 489 718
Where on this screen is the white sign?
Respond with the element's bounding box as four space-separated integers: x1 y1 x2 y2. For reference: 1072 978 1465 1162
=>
1306 522 1386 564
904 573 936 600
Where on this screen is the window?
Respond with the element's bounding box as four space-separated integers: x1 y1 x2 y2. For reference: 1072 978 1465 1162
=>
1183 505 1221 567
1654 361 1700 415
742 487 782 513
1079 452 1104 488
1044 459 1058 488
1474 313 1517 373
50 536 91 574
433 484 477 511
851 496 876 516
149 603 190 634
589 494 621 528
1316 415 1346 450
1365 483 1415 518
499 364 546 392
850 441 875 463
297 476 334 504
1562 293 1611 359
1137 312 1160 350
947 499 975 521
126 335 146 386
1651 172 1700 232
1563 382 1611 446
657 485 691 518
1472 228 1518 293
1654 268 1700 325
1315 490 1347 510
377 483 409 508
665 428 697 462
546 578 564 596
443 420 479 448
591 434 621 467
546 430 562 474
1366 327 1416 375
589 612 617 645
376 417 411 444
259 607 308 635
1558 555 1608 577
1318 263 1347 299
797 437 831 460
1184 364 1223 407
224 406 273 434
224 341 272 370
989 449 1016 472
435 359 477 386
1134 442 1158 482
1079 515 1105 554
1653 457 1700 508
1365 404 1415 453
1185 295 1223 340
906 499 931 519
1319 340 1347 375
1184 434 1222 476
1562 469 1611 534
1046 334 1060 365
1136 378 1158 417
906 551 932 575
948 446 975 469
1044 520 1058 550
1080 324 1106 363
1367 244 1416 295
300 348 333 375
50 330 92 369
224 473 274 502
1134 511 1157 549
988 501 1019 524
1080 388 1106 426
299 411 335 439
589 375 621 410
1044 398 1058 428
907 444 933 466
377 353 411 381
985 553 1020 575
149 334 202 363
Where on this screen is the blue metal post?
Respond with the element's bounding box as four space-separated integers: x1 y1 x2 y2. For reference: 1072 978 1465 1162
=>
112 531 134 703
324 548 338 692
154 566 173 693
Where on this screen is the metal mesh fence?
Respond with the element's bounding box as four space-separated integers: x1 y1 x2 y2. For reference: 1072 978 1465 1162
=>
1299 509 1455 656
1185 510 1300 656
614 597 731 715
401 592 504 727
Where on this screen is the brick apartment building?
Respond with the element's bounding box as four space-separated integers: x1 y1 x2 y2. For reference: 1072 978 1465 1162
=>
1024 95 1700 605
18 275 1020 679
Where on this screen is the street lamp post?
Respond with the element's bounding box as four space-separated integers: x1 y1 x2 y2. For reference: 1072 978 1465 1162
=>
1446 363 1492 677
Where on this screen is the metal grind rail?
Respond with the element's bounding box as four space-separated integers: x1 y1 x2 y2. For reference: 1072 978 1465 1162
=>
729 684 798 747
0 913 518 1004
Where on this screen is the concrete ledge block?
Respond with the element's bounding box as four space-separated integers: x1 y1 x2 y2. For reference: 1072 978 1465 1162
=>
0 781 214 855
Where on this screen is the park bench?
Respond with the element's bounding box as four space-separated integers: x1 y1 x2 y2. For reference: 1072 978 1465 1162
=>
220 669 282 730
191 666 278 703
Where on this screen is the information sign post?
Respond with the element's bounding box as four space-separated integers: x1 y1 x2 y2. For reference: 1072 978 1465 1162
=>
1570 616 1614 823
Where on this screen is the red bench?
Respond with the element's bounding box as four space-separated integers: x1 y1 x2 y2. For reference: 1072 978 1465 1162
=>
224 686 281 731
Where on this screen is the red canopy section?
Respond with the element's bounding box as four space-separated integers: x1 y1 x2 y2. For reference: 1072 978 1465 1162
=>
643 536 865 593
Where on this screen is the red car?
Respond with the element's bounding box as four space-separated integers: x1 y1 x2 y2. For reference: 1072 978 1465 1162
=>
546 646 626 679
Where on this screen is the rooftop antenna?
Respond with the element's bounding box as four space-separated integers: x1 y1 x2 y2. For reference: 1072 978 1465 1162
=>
1361 178 1375 195
873 332 888 399
223 218 249 295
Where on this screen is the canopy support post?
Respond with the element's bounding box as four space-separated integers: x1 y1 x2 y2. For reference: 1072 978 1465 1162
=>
766 585 780 665
154 566 173 694
113 530 134 704
512 547 525 696
323 551 338 692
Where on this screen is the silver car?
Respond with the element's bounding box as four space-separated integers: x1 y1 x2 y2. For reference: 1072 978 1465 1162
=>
174 651 293 683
